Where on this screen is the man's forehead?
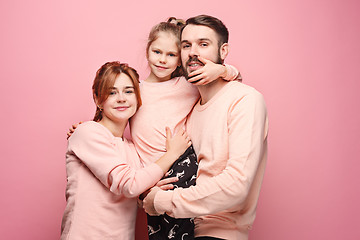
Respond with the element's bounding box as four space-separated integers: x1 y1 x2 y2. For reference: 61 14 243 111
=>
181 24 217 41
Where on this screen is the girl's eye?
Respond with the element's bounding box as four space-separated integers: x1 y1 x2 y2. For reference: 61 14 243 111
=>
169 53 176 57
154 50 160 54
109 91 116 95
125 90 134 94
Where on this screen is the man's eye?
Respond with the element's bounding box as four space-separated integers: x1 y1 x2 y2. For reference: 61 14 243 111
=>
200 43 208 47
182 44 190 49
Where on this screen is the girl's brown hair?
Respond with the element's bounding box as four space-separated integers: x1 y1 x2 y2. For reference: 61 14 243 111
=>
146 17 185 78
92 61 142 122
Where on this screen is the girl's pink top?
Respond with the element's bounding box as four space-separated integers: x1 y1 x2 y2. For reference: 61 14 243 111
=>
130 76 199 165
61 121 163 240
130 64 239 165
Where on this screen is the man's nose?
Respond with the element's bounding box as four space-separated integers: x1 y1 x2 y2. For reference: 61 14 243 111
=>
189 45 199 57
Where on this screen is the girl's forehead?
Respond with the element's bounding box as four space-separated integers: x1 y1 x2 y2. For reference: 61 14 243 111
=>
156 31 178 41
151 33 179 48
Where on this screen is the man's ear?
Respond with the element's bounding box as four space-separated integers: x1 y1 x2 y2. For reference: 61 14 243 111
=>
220 43 229 61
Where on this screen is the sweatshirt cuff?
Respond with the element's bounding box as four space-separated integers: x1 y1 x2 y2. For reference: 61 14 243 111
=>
224 64 241 81
154 189 175 215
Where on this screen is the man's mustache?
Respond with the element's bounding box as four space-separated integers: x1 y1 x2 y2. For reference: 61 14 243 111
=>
186 56 205 66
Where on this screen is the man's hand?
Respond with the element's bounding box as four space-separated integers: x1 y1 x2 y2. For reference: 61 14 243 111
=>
143 186 162 216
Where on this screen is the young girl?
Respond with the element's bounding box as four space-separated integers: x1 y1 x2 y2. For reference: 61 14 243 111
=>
130 18 241 240
61 62 191 240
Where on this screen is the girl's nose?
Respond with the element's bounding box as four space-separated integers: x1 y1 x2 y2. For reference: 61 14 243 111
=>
159 54 166 63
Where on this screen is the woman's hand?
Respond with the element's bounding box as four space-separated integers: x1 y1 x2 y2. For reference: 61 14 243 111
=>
165 127 191 158
154 127 191 174
156 176 179 190
140 176 178 200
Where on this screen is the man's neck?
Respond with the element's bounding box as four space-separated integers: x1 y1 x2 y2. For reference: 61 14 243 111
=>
197 78 228 105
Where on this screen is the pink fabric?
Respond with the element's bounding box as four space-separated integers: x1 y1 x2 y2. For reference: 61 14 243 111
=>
224 63 241 81
153 81 268 240
130 66 239 166
61 121 163 240
130 76 199 165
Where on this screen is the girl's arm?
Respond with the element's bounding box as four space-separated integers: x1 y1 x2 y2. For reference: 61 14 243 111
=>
187 56 241 85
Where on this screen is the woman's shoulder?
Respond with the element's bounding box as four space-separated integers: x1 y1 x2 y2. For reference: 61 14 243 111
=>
70 121 113 140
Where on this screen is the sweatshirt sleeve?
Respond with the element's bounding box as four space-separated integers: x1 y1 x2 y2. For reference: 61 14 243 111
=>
223 64 242 81
153 91 268 218
68 123 164 198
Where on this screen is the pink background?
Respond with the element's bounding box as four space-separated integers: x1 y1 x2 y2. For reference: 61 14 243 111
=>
1 0 359 239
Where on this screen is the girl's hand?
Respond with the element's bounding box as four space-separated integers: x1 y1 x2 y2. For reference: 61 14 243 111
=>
187 56 227 85
67 121 82 139
165 127 191 158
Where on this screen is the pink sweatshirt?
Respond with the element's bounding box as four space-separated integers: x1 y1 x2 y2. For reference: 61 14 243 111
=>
130 65 240 165
61 121 163 240
152 81 268 240
130 77 199 165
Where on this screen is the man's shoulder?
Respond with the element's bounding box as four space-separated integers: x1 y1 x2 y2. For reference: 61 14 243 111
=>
226 81 263 99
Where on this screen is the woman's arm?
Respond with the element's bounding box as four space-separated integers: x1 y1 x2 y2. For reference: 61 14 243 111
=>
69 122 189 198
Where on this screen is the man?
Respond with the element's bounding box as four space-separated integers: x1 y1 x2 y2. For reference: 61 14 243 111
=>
143 15 268 240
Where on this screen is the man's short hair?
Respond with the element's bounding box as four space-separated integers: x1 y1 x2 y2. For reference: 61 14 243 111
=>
184 15 229 47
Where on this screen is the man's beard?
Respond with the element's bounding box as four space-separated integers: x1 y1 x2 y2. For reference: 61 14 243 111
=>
183 52 223 80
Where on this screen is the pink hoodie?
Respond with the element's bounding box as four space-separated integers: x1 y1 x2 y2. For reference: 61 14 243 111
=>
61 121 163 240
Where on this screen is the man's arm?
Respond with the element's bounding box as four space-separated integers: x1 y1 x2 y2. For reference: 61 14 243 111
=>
143 90 268 218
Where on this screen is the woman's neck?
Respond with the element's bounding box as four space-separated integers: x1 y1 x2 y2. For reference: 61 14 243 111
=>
98 117 126 138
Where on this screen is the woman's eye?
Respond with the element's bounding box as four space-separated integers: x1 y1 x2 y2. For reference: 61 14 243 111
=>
109 91 116 95
125 90 134 94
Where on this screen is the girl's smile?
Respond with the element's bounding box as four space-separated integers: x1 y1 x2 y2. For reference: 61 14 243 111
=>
147 32 180 82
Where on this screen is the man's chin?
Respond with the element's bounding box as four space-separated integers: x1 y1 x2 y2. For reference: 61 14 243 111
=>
182 67 191 80
183 66 202 80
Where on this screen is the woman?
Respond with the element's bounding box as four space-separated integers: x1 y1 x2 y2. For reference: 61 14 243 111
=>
61 61 191 240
